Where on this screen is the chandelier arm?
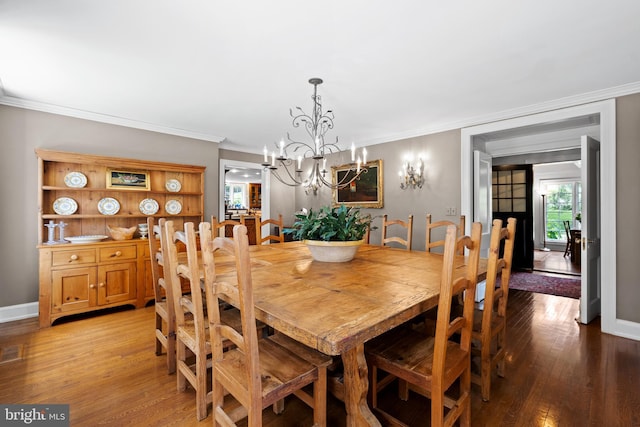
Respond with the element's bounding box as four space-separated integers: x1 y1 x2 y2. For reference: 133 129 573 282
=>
278 160 305 184
270 168 304 187
319 166 369 190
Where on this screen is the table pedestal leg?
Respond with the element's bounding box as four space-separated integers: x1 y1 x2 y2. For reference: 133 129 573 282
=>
341 344 381 427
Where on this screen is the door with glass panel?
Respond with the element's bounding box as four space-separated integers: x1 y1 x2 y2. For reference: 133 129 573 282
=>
492 165 533 270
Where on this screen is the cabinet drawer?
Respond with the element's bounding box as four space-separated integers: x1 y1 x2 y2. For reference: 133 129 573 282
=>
99 245 137 262
52 249 97 267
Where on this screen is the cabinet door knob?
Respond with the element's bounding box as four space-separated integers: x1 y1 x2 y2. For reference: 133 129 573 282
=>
69 254 79 262
89 283 96 289
99 282 105 288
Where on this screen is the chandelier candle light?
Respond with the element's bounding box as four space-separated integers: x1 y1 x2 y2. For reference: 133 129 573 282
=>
262 78 368 195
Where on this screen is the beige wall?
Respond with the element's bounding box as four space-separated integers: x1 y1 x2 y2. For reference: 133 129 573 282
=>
294 129 462 250
2 94 640 326
616 93 640 322
218 148 297 226
0 105 220 307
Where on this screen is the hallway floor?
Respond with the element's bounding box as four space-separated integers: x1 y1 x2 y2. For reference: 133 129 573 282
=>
533 249 581 276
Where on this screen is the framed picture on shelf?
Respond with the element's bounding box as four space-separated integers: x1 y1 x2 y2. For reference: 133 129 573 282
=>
331 159 383 208
106 169 151 190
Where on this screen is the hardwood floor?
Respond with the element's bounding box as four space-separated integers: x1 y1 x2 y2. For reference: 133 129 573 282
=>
1 293 639 426
533 249 581 276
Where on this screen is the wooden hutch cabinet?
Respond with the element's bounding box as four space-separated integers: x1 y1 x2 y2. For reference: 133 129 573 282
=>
249 183 261 209
36 149 205 327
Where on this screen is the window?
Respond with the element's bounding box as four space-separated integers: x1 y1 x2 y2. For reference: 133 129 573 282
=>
225 183 248 209
542 180 581 242
492 169 527 212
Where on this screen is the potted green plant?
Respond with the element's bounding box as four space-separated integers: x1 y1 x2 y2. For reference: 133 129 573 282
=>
285 204 374 262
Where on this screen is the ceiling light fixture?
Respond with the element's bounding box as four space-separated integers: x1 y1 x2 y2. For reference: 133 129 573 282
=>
262 78 368 195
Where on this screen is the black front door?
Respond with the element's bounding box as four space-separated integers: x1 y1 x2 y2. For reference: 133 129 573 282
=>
492 165 534 271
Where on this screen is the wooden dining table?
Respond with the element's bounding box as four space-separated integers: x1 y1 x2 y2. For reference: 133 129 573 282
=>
169 241 487 426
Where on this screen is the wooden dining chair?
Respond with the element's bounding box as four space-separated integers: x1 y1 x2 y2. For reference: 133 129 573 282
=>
381 214 413 250
254 213 284 244
563 220 572 257
162 220 243 421
366 222 482 427
211 215 241 238
200 222 332 426
470 217 516 401
147 217 176 374
426 213 466 255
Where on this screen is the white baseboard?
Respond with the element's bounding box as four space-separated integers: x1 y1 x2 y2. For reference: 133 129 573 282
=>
612 318 640 342
0 302 38 323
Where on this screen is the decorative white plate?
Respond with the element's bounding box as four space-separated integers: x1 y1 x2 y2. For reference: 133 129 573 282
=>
165 199 182 215
53 197 78 215
139 198 159 215
65 235 109 244
97 197 120 215
165 179 182 192
64 171 87 188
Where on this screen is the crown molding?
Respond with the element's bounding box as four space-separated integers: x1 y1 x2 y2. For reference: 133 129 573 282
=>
0 95 225 143
1 81 639 149
362 81 640 147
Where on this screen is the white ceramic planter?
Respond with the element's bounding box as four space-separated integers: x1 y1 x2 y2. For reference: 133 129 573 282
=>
303 239 364 262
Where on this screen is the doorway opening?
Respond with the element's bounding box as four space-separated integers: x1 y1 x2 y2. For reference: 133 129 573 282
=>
218 159 270 227
461 99 615 329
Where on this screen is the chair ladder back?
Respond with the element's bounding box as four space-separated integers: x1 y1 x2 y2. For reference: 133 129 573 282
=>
211 215 241 238
472 217 516 401
381 214 413 250
147 217 164 301
200 223 246 357
148 217 176 373
426 213 466 255
202 223 331 426
433 223 482 370
162 220 188 329
497 218 517 316
256 213 285 244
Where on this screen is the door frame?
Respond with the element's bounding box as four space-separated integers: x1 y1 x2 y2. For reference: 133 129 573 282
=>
461 99 622 336
218 159 270 226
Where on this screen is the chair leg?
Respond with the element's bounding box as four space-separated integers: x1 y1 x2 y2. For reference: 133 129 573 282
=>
398 379 409 401
176 343 187 392
155 315 164 356
496 330 506 378
166 332 176 374
459 367 472 427
272 400 284 414
368 365 378 409
195 352 208 421
480 344 492 402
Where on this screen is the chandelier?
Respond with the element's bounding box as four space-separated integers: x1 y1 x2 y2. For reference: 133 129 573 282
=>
261 78 368 195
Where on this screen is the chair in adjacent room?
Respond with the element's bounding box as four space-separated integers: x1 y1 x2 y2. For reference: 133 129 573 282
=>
563 220 572 258
200 222 332 426
381 214 413 250
147 217 176 374
254 213 284 244
426 213 466 255
470 217 516 401
366 222 482 427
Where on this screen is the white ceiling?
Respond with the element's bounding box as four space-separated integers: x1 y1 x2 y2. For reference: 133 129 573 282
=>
1 1 639 155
